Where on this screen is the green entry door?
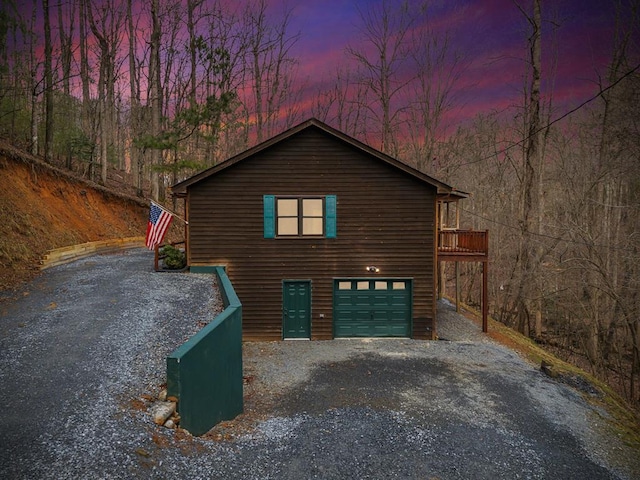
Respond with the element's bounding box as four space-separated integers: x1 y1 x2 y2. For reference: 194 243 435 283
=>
333 279 412 337
283 280 311 339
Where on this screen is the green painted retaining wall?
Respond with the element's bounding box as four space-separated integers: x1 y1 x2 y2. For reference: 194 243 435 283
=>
166 266 243 436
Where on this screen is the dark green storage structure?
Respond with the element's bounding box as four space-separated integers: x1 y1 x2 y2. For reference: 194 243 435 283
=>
333 278 412 337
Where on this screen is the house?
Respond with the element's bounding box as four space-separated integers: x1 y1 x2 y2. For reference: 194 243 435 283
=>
171 118 487 340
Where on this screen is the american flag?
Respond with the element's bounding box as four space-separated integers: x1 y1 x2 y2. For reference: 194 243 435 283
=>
145 201 173 250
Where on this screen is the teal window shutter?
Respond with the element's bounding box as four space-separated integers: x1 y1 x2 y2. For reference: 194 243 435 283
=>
263 195 275 238
325 195 337 238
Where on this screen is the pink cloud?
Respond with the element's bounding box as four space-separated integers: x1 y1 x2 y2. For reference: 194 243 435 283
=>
14 0 625 139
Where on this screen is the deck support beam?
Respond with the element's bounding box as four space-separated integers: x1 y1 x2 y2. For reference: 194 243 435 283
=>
437 230 489 334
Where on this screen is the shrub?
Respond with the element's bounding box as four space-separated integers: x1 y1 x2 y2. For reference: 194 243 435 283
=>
160 245 186 270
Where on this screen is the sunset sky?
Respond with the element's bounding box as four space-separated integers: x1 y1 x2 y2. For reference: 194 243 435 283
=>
13 0 628 131
283 0 622 126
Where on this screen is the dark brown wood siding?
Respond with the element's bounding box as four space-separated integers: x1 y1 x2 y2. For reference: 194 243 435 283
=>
186 127 437 340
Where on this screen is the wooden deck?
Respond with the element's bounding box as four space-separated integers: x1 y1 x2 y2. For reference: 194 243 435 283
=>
437 229 489 333
437 229 488 261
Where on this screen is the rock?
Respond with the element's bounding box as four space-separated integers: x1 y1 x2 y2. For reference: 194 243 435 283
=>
540 360 558 378
158 389 167 401
164 419 175 429
150 401 176 425
167 395 178 403
135 447 150 457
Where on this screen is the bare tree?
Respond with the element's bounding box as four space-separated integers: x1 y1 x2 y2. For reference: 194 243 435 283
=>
127 0 145 196
86 0 125 185
57 0 74 97
405 17 467 173
58 0 76 169
346 0 418 155
186 0 202 110
312 66 371 140
243 0 300 142
194 0 247 162
482 0 640 405
149 0 162 200
78 0 96 178
42 0 53 162
0 1 24 141
26 0 40 156
506 0 546 337
577 0 640 398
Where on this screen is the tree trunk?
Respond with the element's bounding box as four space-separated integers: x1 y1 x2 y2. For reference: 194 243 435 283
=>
529 0 543 339
127 0 143 197
79 0 93 179
58 0 74 170
514 0 543 337
245 0 299 143
43 0 54 163
149 0 162 201
86 0 123 186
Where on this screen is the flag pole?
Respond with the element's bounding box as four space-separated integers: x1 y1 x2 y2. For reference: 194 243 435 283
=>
150 200 188 225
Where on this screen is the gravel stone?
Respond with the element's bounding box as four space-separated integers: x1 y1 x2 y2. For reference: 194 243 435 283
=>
1 249 638 479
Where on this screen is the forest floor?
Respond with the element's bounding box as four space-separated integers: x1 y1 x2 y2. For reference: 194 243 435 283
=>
0 140 184 291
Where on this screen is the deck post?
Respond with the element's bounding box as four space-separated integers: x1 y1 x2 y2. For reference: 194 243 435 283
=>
482 259 488 333
455 261 460 312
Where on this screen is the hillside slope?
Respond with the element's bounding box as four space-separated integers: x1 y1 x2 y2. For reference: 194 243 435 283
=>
0 141 150 290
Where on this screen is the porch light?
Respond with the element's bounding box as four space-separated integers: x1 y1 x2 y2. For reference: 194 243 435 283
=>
366 266 380 273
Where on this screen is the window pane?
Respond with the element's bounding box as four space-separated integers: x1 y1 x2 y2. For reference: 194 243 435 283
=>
338 281 352 290
375 281 387 290
278 217 298 235
303 217 323 235
303 198 323 217
392 282 406 290
357 281 370 290
277 198 298 216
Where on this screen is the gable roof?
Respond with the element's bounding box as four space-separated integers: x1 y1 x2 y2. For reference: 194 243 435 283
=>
171 118 468 199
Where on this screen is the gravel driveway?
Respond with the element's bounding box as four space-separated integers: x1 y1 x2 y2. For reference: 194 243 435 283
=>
1 249 638 479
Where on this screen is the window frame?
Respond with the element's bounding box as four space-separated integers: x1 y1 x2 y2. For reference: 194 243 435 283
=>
264 194 336 239
276 196 326 237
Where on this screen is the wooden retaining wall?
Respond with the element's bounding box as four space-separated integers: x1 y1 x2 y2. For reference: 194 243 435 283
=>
40 237 146 270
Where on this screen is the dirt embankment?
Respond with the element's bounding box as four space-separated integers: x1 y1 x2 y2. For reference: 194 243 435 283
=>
0 141 150 290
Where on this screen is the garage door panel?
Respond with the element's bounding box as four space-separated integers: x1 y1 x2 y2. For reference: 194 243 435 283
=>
333 278 412 338
372 294 390 304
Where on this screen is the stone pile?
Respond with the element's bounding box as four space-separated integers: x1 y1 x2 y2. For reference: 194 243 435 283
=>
149 389 180 429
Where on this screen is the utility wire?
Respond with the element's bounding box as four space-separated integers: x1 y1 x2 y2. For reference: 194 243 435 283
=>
453 62 640 254
461 207 640 254
458 62 640 167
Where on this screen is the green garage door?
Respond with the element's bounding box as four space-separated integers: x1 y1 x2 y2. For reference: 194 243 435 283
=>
333 279 412 337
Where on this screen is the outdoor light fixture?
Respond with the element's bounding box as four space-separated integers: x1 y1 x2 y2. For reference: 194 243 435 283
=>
366 266 380 273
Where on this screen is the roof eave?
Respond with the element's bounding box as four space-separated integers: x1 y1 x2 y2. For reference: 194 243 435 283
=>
171 118 464 196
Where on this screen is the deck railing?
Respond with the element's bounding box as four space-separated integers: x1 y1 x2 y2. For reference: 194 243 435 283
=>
438 229 488 257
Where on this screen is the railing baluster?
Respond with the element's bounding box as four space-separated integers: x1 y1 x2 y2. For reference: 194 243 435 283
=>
437 230 488 256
